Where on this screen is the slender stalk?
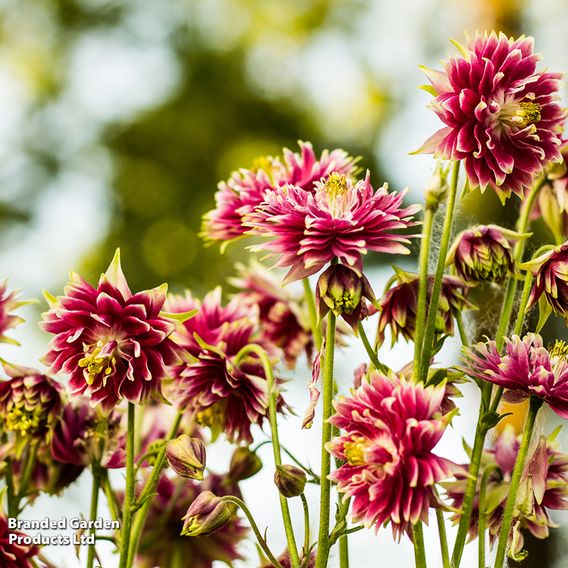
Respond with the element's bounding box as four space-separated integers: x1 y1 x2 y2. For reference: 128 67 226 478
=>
3 434 16 517
339 535 349 568
118 403 136 568
414 206 435 367
493 397 543 568
222 496 285 568
513 272 534 337
315 312 337 568
86 468 102 568
413 522 428 568
301 493 310 558
235 344 300 568
303 278 323 350
435 508 450 568
15 440 39 509
102 473 120 523
418 161 460 382
456 312 468 346
478 465 499 568
357 321 388 373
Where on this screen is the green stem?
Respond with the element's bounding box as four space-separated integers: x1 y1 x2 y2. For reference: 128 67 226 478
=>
513 271 534 337
414 205 435 369
127 411 184 568
118 403 136 568
478 465 499 568
235 344 300 568
456 312 468 347
102 473 120 523
86 468 102 568
493 397 543 568
435 508 450 568
222 496 285 568
315 312 337 568
303 278 323 350
418 161 460 383
357 321 388 373
301 493 310 558
413 522 428 568
339 535 349 568
3 433 16 518
15 440 39 509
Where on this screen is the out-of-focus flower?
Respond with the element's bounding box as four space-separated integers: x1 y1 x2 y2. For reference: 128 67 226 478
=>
522 242 568 328
418 32 565 202
274 464 307 498
202 142 357 245
376 268 473 347
166 288 286 444
0 511 40 568
0 281 32 346
228 447 262 482
134 473 246 568
327 371 460 538
166 435 206 480
229 261 312 368
0 361 63 455
444 425 568 555
247 172 419 283
316 264 375 330
462 334 568 418
447 225 526 285
40 249 183 411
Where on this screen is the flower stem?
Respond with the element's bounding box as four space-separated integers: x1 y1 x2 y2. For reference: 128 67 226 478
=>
414 205 435 369
15 440 39 510
413 522 428 568
301 493 311 558
493 396 543 568
303 278 323 350
357 321 388 373
118 402 136 568
315 312 337 568
478 464 498 568
339 535 349 568
86 467 102 568
102 473 120 523
222 496 285 568
435 508 450 568
418 161 460 383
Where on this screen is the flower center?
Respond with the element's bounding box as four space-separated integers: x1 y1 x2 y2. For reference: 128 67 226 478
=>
550 340 568 360
6 405 44 437
79 341 117 385
344 437 367 466
196 400 228 438
318 172 354 219
518 102 541 125
324 172 348 199
499 99 542 128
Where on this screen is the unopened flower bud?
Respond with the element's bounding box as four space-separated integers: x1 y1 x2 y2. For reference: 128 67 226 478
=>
166 435 206 480
424 163 448 211
181 491 234 537
274 464 307 498
316 264 375 331
228 447 262 482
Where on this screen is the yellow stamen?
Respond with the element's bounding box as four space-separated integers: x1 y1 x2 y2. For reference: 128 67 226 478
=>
323 172 348 200
78 341 116 385
517 102 541 125
344 438 367 466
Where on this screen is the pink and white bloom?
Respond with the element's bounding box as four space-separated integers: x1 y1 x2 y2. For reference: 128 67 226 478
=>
248 172 419 283
419 32 565 202
40 250 183 411
327 371 460 538
462 334 568 418
0 281 31 346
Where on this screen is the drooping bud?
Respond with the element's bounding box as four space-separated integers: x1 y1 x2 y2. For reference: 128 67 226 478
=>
166 435 206 480
228 447 262 482
274 464 307 498
447 225 527 286
316 264 375 331
424 162 448 211
181 491 234 537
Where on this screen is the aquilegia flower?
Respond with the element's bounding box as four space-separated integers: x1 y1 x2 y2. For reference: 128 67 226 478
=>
0 511 40 568
248 171 419 283
376 267 473 346
419 32 565 201
327 371 460 538
447 225 524 285
0 281 31 346
462 334 568 418
202 141 357 245
166 288 285 444
40 250 182 411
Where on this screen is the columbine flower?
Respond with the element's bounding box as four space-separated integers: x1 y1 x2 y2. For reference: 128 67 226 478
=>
0 512 40 568
247 171 419 283
419 32 565 202
274 464 307 498
0 281 31 346
316 263 375 330
522 242 568 327
202 141 357 245
40 250 183 411
166 435 206 480
229 261 313 368
376 268 473 346
447 225 525 285
0 361 63 455
134 473 246 568
166 288 285 444
228 447 262 482
462 334 568 418
327 371 459 538
444 425 568 555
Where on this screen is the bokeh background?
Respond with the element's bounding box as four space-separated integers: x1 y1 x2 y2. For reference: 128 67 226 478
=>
1 0 568 566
